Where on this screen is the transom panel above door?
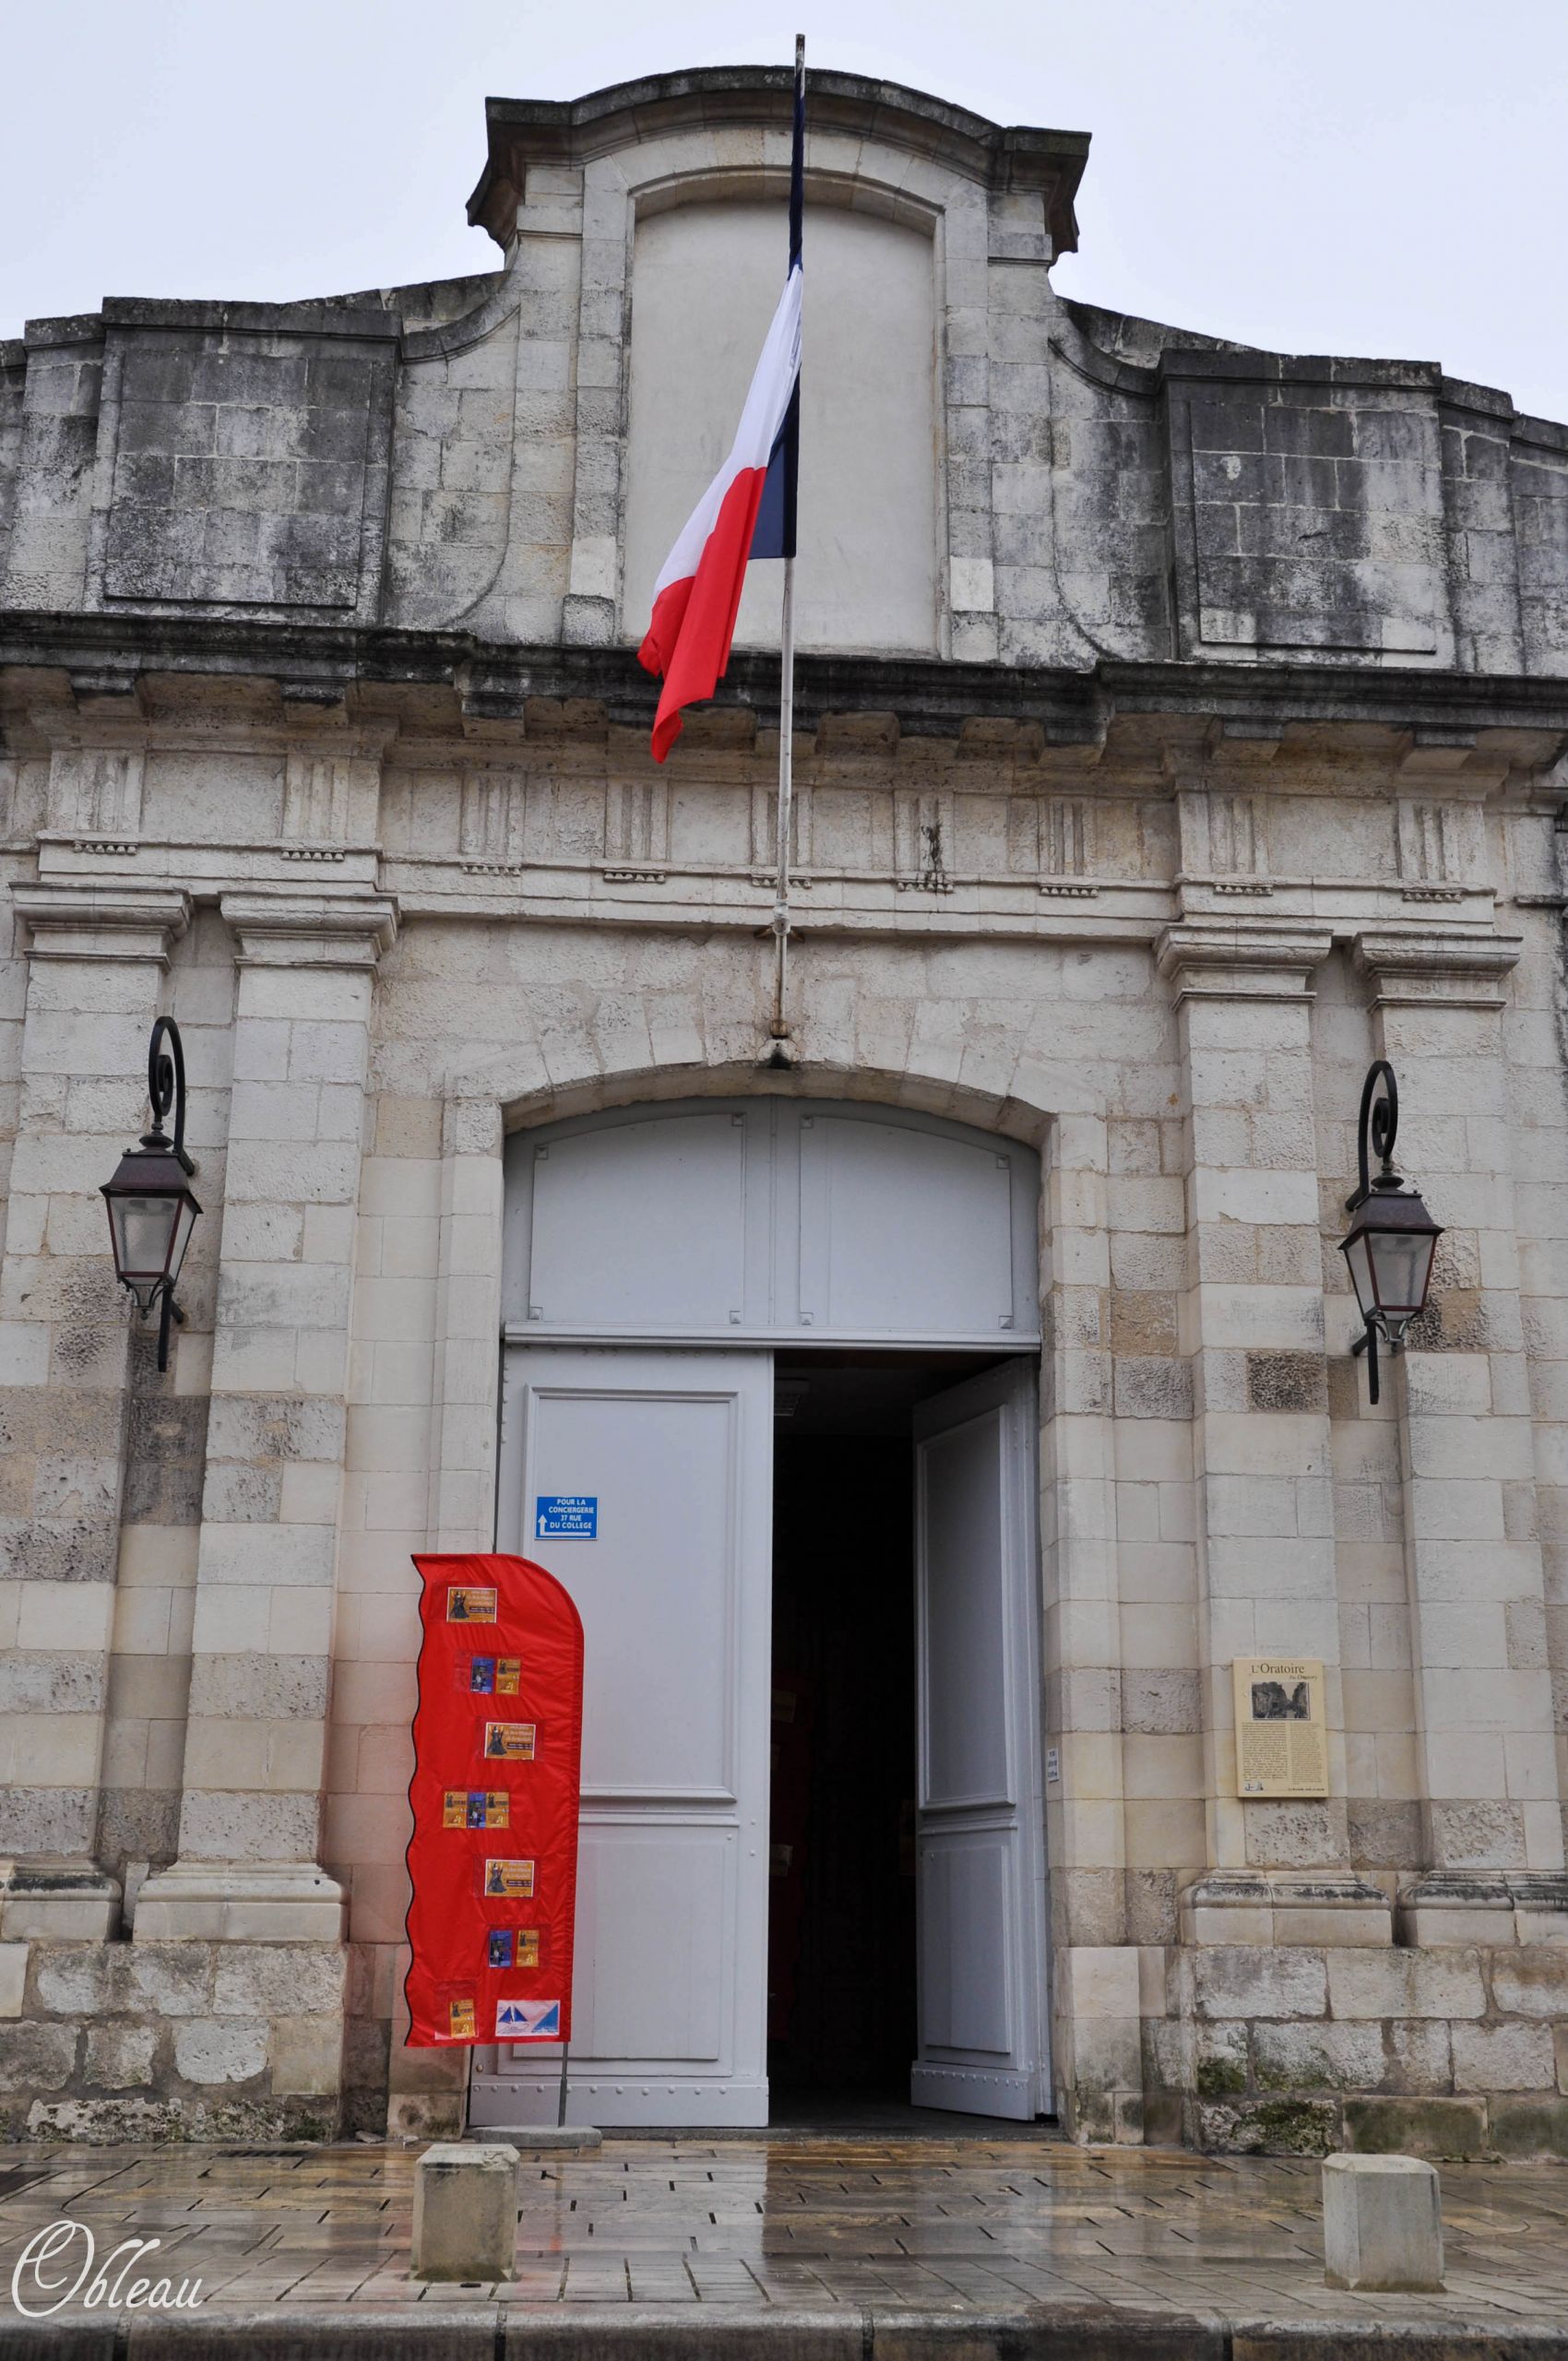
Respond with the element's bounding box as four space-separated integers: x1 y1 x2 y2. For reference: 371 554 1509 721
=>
502 1099 1040 1348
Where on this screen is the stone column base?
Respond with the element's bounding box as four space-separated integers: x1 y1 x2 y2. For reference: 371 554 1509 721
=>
1054 1946 1145 2144
0 1860 122 1941
1180 1871 1392 1948
1397 1871 1568 1948
3 1934 349 2142
133 1860 348 1943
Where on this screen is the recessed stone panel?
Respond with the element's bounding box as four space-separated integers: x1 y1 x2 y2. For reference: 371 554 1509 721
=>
102 320 394 611
1167 362 1448 657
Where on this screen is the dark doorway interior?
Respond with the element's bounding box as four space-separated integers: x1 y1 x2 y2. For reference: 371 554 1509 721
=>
766 1353 1003 2115
768 1427 915 2100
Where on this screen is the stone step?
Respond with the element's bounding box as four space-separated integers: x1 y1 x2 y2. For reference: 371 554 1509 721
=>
10 2303 1566 2357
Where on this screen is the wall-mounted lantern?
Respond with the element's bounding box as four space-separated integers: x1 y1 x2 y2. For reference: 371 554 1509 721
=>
101 1015 201 1372
1339 1059 1442 1405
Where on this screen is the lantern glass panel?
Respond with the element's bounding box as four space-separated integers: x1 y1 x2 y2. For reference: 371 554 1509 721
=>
111 1192 180 1290
167 1193 198 1289
1369 1228 1435 1323
1342 1231 1375 1323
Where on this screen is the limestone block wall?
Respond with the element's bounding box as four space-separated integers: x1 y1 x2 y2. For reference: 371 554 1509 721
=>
0 878 233 1874
2 641 1568 2146
1313 948 1415 1879
97 908 236 1882
3 61 1568 2153
3 70 1567 677
0 1939 345 2142
1146 1939 1568 2159
318 772 1568 2148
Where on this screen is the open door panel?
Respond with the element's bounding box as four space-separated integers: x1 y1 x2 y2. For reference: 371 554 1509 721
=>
911 1360 1049 2119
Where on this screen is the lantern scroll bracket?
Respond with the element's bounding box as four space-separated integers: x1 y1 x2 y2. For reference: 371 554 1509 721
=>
1337 1059 1442 1408
1347 1057 1399 1214
148 1014 196 1176
101 1015 203 1373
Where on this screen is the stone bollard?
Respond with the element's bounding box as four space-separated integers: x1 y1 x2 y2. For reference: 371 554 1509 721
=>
411 2142 519 2283
1323 2153 1444 2292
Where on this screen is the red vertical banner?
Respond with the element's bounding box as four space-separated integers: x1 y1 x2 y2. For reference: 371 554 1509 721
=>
404 1551 584 2048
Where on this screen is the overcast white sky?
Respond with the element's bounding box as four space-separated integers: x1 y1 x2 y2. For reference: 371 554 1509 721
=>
3 0 1564 421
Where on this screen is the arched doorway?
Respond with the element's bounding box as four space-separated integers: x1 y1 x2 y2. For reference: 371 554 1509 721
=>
469 1098 1050 2130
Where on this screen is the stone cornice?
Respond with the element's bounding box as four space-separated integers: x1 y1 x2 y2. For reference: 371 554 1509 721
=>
10 881 190 965
468 69 1090 250
4 612 1568 771
221 892 398 970
1156 921 1334 1003
1352 926 1524 1009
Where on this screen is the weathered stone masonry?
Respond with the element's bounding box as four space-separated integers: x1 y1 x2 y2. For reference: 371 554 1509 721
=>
1 66 1567 2147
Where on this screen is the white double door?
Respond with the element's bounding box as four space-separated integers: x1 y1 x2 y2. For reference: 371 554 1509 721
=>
469 1346 1047 2130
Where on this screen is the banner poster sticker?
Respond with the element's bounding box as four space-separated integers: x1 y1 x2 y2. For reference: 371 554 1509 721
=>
405 1552 584 2047
498 1998 561 2040
488 1928 542 1969
484 1858 535 1897
462 1657 522 1696
484 1722 537 1761
446 1586 497 1623
442 1790 510 1829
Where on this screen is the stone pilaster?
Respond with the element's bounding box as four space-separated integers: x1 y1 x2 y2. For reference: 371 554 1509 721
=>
1352 928 1568 1945
470 163 584 646
1039 1111 1143 2141
136 893 396 1947
1158 922 1391 1944
0 882 190 1938
426 1093 505 1552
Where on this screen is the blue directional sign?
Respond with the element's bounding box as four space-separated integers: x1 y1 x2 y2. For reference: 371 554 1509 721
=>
535 1494 599 1540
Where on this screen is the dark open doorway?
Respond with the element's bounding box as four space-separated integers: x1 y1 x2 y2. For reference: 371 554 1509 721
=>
766 1352 1006 2125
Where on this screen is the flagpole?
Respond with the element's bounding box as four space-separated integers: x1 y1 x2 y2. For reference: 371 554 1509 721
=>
771 552 795 1047
769 32 804 1058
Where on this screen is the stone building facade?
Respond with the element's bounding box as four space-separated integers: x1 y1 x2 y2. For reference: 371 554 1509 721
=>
1 65 1566 2152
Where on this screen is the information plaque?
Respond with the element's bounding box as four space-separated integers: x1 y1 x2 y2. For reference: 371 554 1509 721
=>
1232 1655 1328 1798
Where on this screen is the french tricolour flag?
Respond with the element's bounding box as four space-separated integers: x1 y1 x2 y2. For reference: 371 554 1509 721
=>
638 57 803 764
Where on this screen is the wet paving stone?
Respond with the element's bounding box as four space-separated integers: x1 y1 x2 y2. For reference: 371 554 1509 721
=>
0 2134 1565 2334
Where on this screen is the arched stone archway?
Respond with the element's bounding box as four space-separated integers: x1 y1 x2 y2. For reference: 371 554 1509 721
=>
404 1029 1129 2141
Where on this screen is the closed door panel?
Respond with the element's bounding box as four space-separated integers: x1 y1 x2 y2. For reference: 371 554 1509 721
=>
572 1826 729 2063
469 1346 772 2130
912 1362 1049 2121
526 1383 736 1795
918 1833 1015 2057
